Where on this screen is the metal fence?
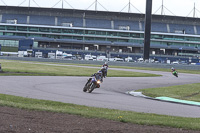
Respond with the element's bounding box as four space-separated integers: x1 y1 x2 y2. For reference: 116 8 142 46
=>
0 56 200 70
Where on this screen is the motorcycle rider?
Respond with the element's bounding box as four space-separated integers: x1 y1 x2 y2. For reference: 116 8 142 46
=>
91 70 103 82
85 71 102 88
96 70 103 82
102 62 108 78
102 62 109 69
171 67 176 72
171 67 178 77
84 71 101 91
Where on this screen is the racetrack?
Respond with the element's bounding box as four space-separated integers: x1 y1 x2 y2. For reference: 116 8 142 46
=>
0 67 200 118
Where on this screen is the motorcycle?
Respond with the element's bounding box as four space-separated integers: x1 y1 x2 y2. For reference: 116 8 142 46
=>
83 76 101 93
172 70 178 77
101 66 108 78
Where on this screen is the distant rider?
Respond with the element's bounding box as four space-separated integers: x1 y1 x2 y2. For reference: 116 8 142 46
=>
171 67 176 73
102 62 109 69
102 62 108 78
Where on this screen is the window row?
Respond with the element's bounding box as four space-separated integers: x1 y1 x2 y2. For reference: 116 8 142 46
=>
0 26 144 38
1 32 199 48
1 25 200 43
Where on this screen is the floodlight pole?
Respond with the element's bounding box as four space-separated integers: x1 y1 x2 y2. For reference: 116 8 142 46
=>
95 0 97 11
128 0 131 13
193 3 195 17
161 0 164 15
143 0 152 61
29 0 30 7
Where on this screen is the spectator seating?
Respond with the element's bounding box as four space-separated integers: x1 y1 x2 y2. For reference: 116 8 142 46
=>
1 13 198 35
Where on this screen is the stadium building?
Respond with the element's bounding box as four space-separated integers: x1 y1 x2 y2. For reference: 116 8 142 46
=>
0 6 200 62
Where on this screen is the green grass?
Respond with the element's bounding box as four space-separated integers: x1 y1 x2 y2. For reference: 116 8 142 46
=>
57 62 200 75
136 83 200 102
0 60 160 77
0 93 200 130
1 59 200 75
109 65 200 75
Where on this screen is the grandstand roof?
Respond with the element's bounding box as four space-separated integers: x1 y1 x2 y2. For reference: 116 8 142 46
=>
0 6 199 25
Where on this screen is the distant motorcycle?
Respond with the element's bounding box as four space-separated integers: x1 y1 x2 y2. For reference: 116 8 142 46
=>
83 76 101 93
172 70 178 77
101 66 108 78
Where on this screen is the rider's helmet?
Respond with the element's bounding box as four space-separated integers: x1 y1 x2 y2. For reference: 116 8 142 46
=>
171 67 174 70
104 62 107 65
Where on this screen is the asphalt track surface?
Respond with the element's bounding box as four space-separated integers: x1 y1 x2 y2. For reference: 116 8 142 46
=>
0 65 200 118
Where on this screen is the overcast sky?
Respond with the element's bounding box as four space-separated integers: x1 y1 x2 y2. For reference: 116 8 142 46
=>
1 0 200 17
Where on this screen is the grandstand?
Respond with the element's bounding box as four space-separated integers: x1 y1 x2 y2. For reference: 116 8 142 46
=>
0 6 200 62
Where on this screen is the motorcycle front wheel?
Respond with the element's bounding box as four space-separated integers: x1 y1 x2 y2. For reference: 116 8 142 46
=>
83 82 89 92
83 86 87 92
88 83 95 93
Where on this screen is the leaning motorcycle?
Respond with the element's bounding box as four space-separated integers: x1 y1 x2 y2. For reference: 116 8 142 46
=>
83 77 101 93
172 71 178 77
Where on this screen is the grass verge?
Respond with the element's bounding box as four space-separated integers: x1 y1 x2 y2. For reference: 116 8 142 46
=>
0 60 160 77
136 83 200 102
0 93 200 130
1 59 200 75
109 65 200 75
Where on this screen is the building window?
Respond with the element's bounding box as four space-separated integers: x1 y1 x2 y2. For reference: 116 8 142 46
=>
17 26 27 31
51 28 61 33
29 27 38 32
7 26 16 30
39 28 49 32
